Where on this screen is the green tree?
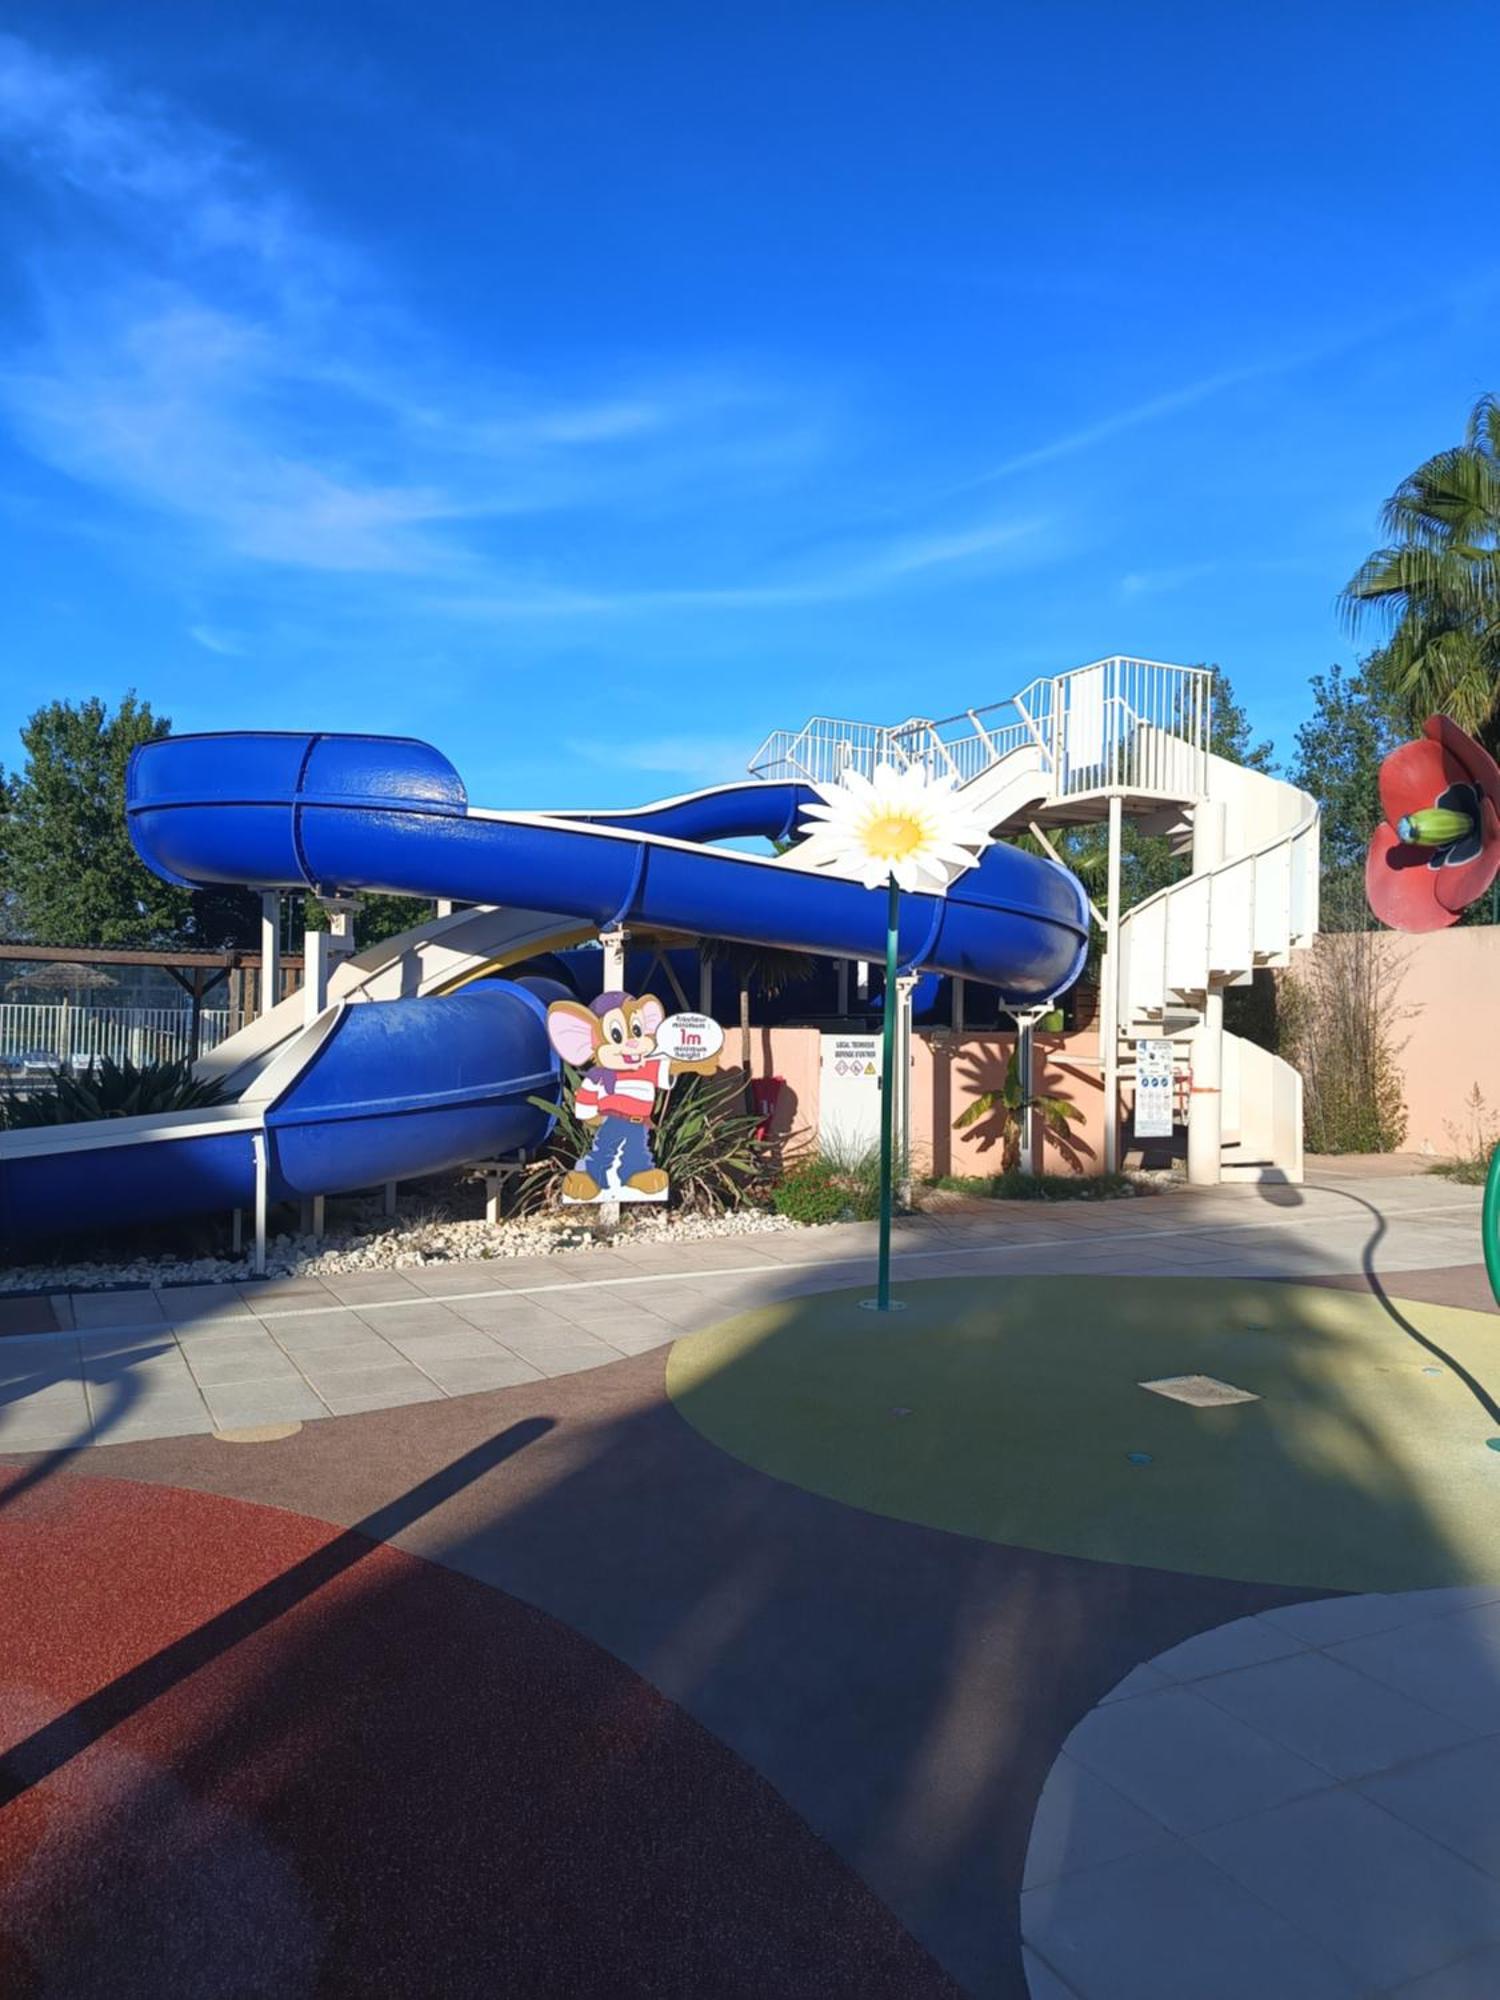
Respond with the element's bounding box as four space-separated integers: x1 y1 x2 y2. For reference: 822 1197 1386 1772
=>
2 694 258 948
1287 660 1402 929
1341 393 1500 754
301 891 438 948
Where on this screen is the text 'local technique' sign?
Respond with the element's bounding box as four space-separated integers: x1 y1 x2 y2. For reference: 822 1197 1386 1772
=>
1134 1038 1176 1139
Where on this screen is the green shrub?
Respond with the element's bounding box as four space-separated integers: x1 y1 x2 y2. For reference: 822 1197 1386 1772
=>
1 1056 228 1129
771 1150 883 1224
925 1169 1151 1202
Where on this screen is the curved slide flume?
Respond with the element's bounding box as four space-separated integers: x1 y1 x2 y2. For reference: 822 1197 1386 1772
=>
0 731 1086 1245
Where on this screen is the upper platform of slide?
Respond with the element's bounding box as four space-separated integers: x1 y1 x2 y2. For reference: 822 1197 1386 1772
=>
127 730 1089 1003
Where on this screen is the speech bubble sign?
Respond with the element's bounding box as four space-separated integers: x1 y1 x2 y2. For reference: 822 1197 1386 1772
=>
655 1011 725 1062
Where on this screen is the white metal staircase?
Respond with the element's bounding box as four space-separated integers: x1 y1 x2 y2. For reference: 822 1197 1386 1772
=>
752 656 1321 1183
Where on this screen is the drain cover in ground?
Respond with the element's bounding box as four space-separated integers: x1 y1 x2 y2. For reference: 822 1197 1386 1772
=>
1138 1374 1260 1408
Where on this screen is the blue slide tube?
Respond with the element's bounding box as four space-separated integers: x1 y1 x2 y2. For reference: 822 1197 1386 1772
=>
0 731 1088 1247
126 732 1089 997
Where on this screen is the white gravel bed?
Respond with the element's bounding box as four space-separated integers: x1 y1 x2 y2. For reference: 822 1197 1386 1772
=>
0 1205 800 1295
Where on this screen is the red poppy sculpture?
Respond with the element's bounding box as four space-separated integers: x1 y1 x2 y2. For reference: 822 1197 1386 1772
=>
1365 715 1500 933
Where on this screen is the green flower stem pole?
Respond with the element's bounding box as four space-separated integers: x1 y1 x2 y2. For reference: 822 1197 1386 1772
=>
876 872 900 1311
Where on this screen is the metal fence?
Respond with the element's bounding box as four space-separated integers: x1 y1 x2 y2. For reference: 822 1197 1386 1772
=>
747 657 1212 802
0 1003 244 1074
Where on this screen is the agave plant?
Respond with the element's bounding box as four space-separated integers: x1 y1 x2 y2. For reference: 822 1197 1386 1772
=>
1 1056 229 1129
519 1065 767 1216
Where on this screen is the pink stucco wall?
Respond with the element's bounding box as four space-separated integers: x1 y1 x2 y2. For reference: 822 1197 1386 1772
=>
711 924 1500 1172
717 1021 1108 1175
1374 927 1500 1156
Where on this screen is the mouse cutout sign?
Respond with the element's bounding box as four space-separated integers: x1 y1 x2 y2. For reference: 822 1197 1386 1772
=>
544 993 725 1203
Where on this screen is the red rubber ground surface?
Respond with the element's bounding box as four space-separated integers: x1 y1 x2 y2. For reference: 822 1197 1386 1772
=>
0 1466 961 1998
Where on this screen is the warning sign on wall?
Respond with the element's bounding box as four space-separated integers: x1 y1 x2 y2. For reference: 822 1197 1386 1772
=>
1134 1039 1176 1139
820 1034 882 1154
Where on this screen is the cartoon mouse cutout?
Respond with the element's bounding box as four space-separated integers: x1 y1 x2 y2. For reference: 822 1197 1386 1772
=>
545 992 721 1202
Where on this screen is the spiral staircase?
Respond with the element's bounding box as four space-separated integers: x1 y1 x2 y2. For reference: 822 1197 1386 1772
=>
750 657 1321 1183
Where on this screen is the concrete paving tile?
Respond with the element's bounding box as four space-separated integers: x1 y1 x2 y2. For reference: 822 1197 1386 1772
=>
447 1296 584 1337
1393 1940 1500 1998
183 1342 308 1386
1099 1662 1173 1704
1063 1686 1331 1836
351 1301 473 1338
0 1371 82 1412
71 1289 164 1328
1257 1592 1414 1647
0 1295 63 1336
1149 1616 1309 1683
317 1379 446 1415
96 1411 217 1444
288 1345 412 1386
1327 1609 1500 1734
0 1424 90 1453
0 1327 76 1361
1021 1753 1175 1889
406 1354 544 1395
235 1278 337 1310
201 1382 328 1426
584 1282 719 1327
381 1327 509 1363
47 1294 75 1330
155 1284 254 1323
400 1261 513 1298
316 1272 428 1305
246 1308 367 1344
1019 1947 1082 2000
596 1326 675 1357
77 1326 177 1359
503 1342 624 1378
1358 1738 1500 1878
1193 1787 1500 1989
1195 1648 1478 1780
1022 1841 1364 2000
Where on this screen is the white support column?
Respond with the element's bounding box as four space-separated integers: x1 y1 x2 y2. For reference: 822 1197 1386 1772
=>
836 959 851 1018
600 925 628 989
1014 1009 1041 1174
300 1195 325 1240
855 959 870 1006
698 950 713 1014
1187 799 1227 1187
952 975 966 1034
259 892 281 1019
1101 793 1124 1174
895 973 919 1206
382 1180 397 1217
251 1130 268 1277
304 894 358 1026
1188 986 1225 1186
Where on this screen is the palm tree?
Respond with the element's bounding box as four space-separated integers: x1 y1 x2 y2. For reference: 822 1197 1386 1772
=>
697 939 816 1091
1341 394 1500 750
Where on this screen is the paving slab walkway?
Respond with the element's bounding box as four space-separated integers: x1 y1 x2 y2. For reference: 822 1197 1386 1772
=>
0 1169 1487 1452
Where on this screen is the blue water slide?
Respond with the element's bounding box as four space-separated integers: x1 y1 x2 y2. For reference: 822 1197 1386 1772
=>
0 731 1087 1245
126 732 1088 994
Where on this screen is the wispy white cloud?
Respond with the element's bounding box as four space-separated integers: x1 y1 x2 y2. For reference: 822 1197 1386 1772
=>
187 623 247 656
439 512 1049 620
0 35 816 579
565 735 748 784
1119 561 1217 597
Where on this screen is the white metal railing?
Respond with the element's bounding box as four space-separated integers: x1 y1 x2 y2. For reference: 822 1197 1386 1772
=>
748 658 1212 802
0 1003 244 1073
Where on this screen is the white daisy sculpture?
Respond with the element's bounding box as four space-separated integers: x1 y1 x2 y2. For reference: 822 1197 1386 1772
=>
794 760 993 892
794 759 993 1310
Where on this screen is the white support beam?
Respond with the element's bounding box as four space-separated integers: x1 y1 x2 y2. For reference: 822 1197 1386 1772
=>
251 1130 268 1277
1101 794 1123 1175
895 973 919 1206
600 925 628 989
259 892 281 1019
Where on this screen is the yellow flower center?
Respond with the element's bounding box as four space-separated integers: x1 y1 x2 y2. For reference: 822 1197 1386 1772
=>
861 810 928 860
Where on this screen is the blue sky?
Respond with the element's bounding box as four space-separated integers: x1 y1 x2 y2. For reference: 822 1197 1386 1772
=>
0 3 1496 807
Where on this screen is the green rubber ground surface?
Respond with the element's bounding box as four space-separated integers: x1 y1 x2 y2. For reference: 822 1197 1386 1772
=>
667 1276 1500 1593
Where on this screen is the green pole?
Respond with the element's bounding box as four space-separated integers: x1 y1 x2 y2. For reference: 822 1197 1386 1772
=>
877 873 900 1310
1484 1142 1500 1313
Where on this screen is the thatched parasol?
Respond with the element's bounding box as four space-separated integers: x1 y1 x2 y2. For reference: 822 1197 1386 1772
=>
5 962 118 994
